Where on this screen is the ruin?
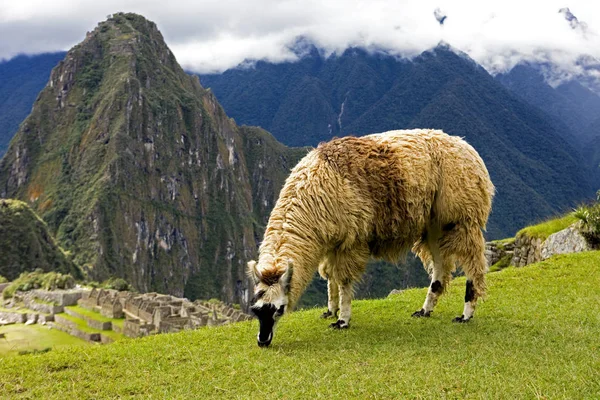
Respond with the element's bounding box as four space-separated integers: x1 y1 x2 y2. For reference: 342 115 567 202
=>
1 284 252 343
77 289 252 338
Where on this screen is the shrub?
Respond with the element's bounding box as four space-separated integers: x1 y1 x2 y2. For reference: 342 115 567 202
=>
0 275 8 284
3 270 76 299
102 278 130 291
573 190 600 249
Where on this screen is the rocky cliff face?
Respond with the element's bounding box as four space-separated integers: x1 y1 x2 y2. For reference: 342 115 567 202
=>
0 13 305 303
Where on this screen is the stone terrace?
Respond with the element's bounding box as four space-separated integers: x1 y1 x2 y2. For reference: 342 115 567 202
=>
79 289 252 338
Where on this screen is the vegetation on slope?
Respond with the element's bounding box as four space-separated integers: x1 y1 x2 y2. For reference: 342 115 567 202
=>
0 199 80 281
574 192 600 248
2 270 75 299
2 251 599 398
516 213 577 240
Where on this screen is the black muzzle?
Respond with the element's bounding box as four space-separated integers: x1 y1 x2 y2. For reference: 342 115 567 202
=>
253 304 277 348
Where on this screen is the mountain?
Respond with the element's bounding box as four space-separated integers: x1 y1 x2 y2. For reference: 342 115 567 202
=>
0 52 67 158
556 80 600 129
497 64 600 145
201 46 595 238
202 47 411 147
0 13 306 303
582 118 600 178
0 199 79 281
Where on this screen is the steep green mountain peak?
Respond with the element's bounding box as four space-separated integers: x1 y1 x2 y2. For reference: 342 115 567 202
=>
0 13 304 302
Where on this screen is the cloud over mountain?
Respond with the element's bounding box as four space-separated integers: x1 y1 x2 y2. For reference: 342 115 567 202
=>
1 0 599 83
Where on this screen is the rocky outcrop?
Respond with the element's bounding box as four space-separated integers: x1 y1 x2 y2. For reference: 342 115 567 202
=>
541 226 590 260
485 223 593 270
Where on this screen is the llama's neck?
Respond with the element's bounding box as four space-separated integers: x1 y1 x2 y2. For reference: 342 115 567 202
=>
260 219 323 310
260 153 326 309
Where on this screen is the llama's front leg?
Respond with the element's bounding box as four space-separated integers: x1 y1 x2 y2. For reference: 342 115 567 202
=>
330 282 352 329
321 279 339 319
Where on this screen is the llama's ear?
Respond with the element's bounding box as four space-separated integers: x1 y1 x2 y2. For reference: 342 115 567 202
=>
247 260 261 285
281 260 294 294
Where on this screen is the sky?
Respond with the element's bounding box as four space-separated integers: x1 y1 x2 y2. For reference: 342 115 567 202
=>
1 0 599 80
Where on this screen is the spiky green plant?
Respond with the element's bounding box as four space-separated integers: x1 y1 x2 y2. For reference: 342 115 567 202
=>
573 190 600 248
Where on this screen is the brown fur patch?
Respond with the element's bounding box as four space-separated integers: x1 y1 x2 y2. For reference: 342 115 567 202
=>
317 136 418 257
260 268 284 286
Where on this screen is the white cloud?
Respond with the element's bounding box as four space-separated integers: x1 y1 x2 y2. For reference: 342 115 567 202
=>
1 0 599 81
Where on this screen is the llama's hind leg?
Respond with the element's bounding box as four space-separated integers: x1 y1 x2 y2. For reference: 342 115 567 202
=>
412 227 451 317
412 260 452 317
321 279 339 319
445 224 486 323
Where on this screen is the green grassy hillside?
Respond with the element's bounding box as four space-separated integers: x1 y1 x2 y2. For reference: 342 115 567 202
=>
0 324 89 356
2 252 599 398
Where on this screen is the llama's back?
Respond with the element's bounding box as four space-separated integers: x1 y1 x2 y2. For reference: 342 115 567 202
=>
369 129 494 229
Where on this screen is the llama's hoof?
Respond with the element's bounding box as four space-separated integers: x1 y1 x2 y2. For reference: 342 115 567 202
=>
329 319 349 329
411 309 431 318
320 310 337 319
452 315 471 323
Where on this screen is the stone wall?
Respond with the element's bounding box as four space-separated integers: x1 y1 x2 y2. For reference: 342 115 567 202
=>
51 318 101 343
485 223 592 269
21 292 64 314
30 289 84 306
117 291 252 338
64 307 111 330
511 235 543 267
485 241 515 268
0 310 27 324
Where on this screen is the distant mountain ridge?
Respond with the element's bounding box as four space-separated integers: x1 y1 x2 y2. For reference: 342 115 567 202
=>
201 46 595 238
0 52 67 158
497 63 600 146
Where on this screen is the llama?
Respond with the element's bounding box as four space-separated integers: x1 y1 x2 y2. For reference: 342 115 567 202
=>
248 129 494 347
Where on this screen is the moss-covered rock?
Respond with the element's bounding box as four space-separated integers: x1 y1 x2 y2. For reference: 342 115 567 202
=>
0 199 79 280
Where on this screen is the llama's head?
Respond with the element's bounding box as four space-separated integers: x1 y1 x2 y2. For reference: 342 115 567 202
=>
247 259 293 347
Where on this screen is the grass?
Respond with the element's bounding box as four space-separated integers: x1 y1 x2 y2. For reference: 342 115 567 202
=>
65 305 125 328
0 324 89 356
1 251 600 398
517 214 577 240
0 306 28 314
